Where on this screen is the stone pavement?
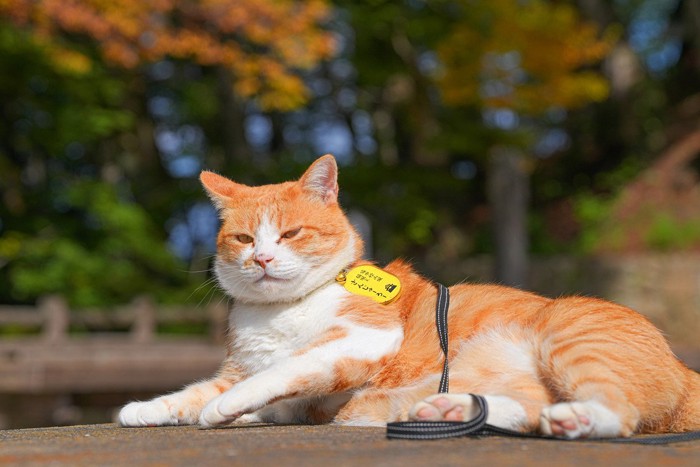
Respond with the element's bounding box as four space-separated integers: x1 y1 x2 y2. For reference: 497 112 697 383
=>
1 424 699 466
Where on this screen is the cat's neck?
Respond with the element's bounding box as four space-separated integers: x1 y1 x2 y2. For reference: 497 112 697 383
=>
233 269 348 308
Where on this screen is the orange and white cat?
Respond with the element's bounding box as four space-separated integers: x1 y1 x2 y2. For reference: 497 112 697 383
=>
119 155 700 438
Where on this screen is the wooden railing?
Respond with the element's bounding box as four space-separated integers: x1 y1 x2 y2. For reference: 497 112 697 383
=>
0 295 229 344
0 296 228 394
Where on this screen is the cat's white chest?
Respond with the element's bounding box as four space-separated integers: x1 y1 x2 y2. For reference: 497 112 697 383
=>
229 283 349 373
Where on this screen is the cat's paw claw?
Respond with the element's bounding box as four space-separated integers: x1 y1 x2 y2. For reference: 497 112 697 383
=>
118 400 177 427
199 396 242 427
408 394 477 422
540 402 594 439
199 402 226 427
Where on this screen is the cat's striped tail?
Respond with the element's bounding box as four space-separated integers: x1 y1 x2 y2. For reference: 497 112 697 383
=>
673 367 700 432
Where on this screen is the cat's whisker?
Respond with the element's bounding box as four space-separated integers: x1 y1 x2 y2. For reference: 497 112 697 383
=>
186 276 220 302
197 282 223 309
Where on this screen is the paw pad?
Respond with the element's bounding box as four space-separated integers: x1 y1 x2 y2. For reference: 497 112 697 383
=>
408 394 477 422
540 402 594 439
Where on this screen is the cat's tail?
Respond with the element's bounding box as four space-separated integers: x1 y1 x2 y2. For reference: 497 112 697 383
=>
672 365 700 432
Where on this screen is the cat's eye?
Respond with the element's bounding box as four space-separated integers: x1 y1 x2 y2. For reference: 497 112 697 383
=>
235 234 254 244
281 227 301 239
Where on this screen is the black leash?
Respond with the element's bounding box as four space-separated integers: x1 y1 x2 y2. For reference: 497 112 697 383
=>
435 283 450 394
386 283 700 444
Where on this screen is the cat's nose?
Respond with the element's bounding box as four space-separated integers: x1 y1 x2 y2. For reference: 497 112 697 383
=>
254 253 275 269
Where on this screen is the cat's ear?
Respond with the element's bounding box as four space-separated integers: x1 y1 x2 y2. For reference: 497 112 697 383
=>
299 154 339 205
200 171 245 210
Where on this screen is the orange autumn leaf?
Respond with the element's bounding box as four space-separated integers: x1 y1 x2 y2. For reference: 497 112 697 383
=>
438 0 617 114
0 0 336 110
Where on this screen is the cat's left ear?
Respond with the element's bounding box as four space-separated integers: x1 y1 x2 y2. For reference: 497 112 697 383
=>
200 171 246 211
299 154 339 205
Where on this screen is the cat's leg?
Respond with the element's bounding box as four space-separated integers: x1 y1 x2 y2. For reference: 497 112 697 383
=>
408 391 550 433
198 322 403 427
538 361 640 438
118 362 243 427
337 379 548 431
407 328 551 432
536 300 655 439
334 376 441 426
118 378 232 427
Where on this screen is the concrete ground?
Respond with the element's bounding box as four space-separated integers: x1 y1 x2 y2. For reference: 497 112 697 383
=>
1 423 699 467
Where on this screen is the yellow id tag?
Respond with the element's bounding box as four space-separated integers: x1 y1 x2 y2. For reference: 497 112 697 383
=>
336 265 401 304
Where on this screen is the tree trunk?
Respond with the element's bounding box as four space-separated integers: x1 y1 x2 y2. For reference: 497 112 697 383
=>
216 67 250 170
488 146 530 288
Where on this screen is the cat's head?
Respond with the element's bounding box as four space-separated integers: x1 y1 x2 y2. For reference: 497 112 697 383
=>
200 155 363 304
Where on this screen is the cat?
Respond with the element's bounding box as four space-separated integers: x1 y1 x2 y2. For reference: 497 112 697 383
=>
118 154 700 438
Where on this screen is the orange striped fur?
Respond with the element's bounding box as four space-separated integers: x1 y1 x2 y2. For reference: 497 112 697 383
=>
118 155 700 438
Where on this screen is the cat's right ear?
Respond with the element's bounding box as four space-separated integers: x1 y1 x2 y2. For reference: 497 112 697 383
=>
299 154 339 205
200 171 242 211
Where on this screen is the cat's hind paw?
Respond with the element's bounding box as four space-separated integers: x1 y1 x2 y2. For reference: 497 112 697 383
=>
408 394 479 422
118 399 178 427
540 401 621 439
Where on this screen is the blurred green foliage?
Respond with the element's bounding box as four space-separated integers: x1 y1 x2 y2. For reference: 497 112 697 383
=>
1 182 194 306
646 216 700 251
0 24 205 306
340 161 469 259
0 25 134 153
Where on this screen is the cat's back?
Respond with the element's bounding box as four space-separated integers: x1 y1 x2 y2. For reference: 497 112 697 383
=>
446 282 551 330
447 283 680 369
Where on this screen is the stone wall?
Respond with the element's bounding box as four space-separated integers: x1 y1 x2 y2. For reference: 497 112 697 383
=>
424 253 700 347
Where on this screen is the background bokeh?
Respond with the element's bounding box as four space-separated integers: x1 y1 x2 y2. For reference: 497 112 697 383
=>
1 0 699 307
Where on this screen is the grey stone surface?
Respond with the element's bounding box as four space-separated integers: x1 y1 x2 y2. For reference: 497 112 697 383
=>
1 423 699 467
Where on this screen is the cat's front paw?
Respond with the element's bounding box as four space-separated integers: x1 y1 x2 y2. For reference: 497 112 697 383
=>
118 399 178 427
199 391 261 427
199 395 238 427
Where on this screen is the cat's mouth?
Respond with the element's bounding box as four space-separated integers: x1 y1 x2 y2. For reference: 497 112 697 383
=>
255 273 289 283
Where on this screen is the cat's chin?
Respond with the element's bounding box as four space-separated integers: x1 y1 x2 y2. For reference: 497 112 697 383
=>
217 270 314 304
254 274 290 284
231 281 315 304
223 271 338 305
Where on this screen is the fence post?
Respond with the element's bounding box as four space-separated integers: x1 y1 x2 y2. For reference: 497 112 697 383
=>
130 296 156 343
40 295 70 343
